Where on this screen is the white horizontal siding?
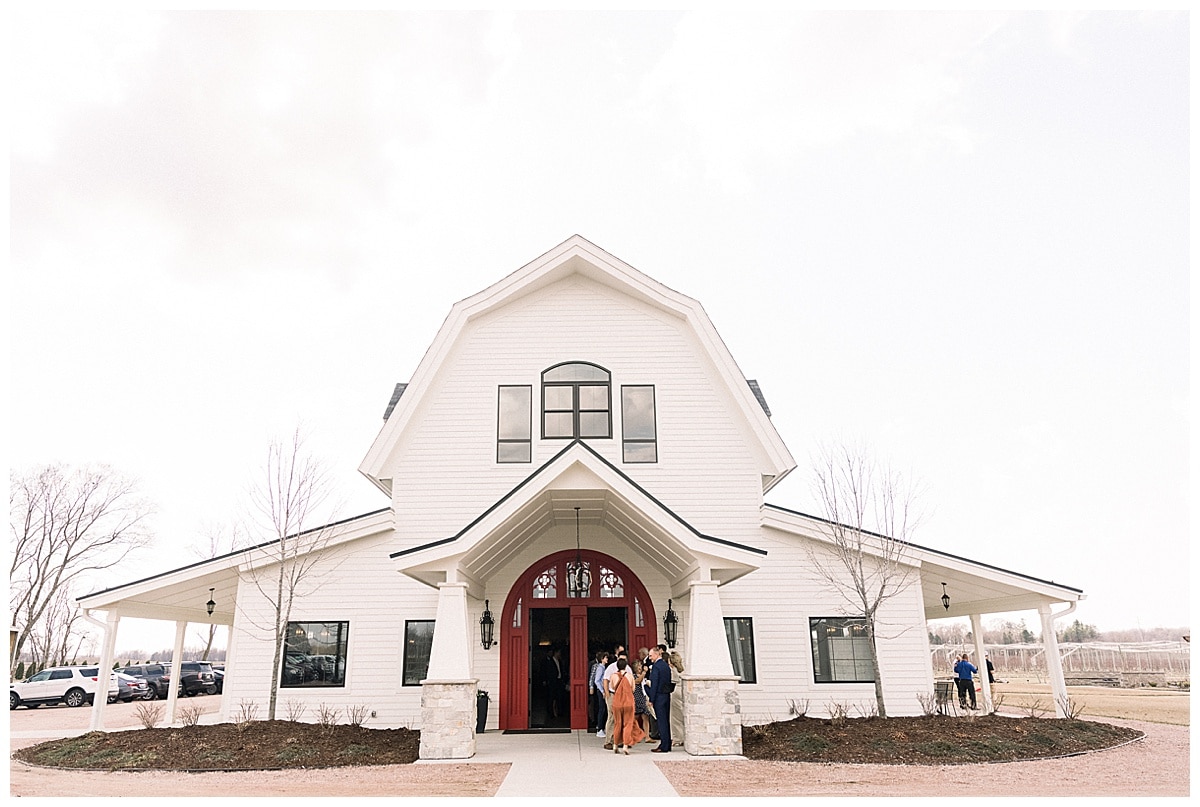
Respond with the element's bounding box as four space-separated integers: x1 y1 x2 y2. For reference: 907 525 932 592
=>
720 525 934 723
223 531 434 728
383 277 766 549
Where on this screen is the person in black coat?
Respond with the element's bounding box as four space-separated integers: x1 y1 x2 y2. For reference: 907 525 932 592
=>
646 645 673 752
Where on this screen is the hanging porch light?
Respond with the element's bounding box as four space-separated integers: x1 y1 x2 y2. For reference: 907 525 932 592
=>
206 588 216 616
566 506 591 598
941 582 951 612
480 600 495 650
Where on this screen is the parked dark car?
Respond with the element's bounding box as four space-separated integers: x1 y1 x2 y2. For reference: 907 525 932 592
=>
117 663 173 700
113 672 152 702
169 661 218 696
213 669 224 694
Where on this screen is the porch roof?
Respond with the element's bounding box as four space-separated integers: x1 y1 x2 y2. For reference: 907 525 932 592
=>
762 505 1084 620
390 441 766 599
75 509 395 625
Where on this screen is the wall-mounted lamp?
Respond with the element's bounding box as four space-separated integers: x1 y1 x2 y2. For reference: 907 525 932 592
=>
206 588 216 617
480 599 495 650
663 599 678 648
940 583 951 612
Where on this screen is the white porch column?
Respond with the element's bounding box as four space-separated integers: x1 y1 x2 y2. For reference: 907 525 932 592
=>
969 613 992 711
89 612 120 732
1038 604 1070 718
166 620 186 724
680 580 741 756
419 582 477 760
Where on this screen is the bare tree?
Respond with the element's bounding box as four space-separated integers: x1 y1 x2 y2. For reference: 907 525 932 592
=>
807 443 923 718
9 464 153 674
237 429 343 720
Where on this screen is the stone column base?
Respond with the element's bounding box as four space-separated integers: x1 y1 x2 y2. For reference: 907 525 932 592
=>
680 674 742 755
418 679 477 759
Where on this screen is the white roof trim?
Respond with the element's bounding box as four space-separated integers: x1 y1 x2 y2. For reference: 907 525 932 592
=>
359 235 795 492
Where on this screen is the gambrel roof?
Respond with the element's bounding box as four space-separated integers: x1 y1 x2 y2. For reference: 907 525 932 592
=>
358 235 796 495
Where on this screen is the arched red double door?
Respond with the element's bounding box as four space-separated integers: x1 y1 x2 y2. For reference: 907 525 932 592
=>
500 549 656 730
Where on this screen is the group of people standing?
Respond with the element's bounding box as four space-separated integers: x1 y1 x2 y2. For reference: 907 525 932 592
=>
589 644 681 755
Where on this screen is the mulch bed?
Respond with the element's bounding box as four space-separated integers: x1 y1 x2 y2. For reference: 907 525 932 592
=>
12 721 420 771
742 714 1144 765
13 714 1145 771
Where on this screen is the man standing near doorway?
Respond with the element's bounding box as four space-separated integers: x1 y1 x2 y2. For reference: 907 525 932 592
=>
647 645 672 753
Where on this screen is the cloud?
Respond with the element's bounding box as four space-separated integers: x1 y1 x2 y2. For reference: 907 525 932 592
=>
636 11 1008 192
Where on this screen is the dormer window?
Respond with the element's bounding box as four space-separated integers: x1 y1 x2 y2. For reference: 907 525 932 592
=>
541 362 611 439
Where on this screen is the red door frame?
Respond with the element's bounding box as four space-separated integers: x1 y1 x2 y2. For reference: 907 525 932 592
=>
499 549 656 730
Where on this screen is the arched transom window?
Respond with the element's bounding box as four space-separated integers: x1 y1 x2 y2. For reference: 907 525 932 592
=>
542 362 611 439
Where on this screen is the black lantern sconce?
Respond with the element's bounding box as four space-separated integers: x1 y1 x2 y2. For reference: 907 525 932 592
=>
480 600 495 650
206 588 216 617
663 599 678 649
940 582 951 612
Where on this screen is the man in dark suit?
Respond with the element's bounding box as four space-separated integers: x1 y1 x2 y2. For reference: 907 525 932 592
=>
646 645 672 752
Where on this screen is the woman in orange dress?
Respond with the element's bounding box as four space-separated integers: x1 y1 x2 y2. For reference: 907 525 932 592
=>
607 657 645 754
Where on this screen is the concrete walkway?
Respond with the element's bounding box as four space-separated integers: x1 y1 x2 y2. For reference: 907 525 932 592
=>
420 730 681 796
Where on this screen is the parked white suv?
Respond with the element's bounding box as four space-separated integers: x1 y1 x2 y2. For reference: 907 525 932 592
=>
10 666 119 709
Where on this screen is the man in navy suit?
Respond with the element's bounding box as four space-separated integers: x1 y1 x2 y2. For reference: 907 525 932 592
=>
646 645 672 752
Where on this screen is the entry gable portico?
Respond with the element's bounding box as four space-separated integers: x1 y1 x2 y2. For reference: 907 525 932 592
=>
390 440 765 600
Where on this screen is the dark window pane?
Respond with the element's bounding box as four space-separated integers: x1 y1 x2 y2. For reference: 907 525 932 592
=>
403 621 435 686
724 617 757 684
282 621 349 688
810 617 874 683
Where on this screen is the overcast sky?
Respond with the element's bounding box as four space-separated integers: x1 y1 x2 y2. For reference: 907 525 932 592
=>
9 10 1189 653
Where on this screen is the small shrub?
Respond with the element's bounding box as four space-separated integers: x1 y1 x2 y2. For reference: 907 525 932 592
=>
345 704 371 727
284 700 308 722
827 701 849 727
177 702 205 727
235 699 260 725
916 691 938 717
316 703 341 728
786 698 809 718
853 700 879 719
134 703 165 729
1056 694 1086 720
1021 698 1048 719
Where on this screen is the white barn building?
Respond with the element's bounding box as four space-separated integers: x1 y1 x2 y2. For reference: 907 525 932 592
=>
79 236 1084 758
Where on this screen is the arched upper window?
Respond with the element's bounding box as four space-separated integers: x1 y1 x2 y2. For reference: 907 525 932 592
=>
541 362 611 439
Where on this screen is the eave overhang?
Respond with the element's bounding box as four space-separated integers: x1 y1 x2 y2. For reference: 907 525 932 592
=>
762 505 1085 619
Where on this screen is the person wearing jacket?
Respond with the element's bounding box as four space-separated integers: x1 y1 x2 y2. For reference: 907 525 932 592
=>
954 653 978 710
646 645 673 752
